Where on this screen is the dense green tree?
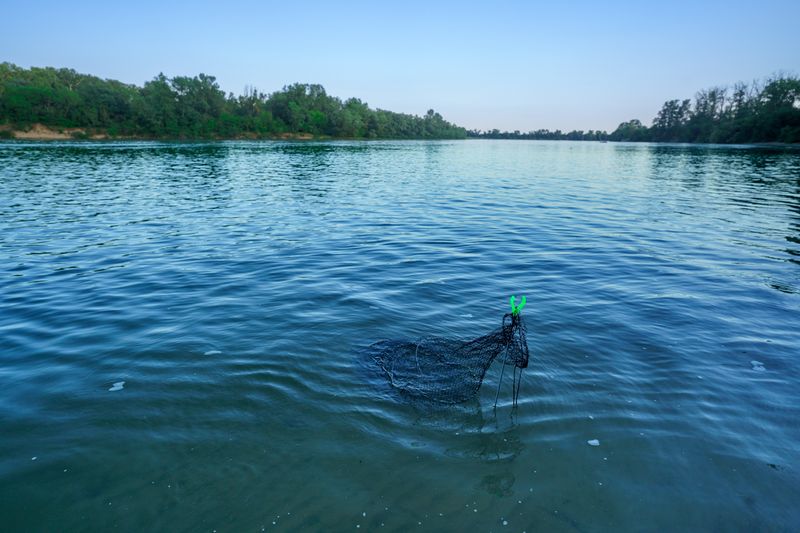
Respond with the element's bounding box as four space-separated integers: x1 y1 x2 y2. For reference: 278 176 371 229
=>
0 64 467 140
607 120 647 141
610 74 800 144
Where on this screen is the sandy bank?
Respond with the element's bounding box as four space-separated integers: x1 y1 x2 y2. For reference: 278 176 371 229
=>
0 123 110 140
0 124 321 141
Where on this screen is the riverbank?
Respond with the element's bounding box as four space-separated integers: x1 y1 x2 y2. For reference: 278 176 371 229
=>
3 126 799 147
0 124 327 141
0 124 109 140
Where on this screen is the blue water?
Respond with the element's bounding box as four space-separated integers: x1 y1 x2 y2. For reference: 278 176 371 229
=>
1 140 799 531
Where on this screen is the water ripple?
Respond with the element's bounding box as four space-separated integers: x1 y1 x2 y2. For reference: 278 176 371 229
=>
1 140 799 531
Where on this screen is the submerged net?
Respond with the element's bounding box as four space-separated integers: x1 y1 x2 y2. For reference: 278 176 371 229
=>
371 310 530 406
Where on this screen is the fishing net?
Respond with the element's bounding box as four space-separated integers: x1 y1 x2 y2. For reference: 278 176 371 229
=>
371 298 530 406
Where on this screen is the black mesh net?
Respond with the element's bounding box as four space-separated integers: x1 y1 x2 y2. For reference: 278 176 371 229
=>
371 312 529 406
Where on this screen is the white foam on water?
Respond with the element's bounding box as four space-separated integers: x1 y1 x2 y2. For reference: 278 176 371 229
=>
413 278 446 285
588 439 600 446
461 314 473 318
108 381 125 392
751 360 766 371
205 350 222 356
31 456 37 461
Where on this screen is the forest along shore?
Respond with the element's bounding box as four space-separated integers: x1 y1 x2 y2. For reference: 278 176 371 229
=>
2 64 798 144
0 63 467 140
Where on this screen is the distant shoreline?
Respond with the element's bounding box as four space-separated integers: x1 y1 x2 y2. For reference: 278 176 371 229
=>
3 65 798 144
2 124 798 146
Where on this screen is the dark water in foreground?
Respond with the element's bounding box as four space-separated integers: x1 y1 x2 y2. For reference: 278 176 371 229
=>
1 140 799 532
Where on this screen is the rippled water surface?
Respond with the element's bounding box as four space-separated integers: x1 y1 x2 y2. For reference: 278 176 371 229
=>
1 140 799 531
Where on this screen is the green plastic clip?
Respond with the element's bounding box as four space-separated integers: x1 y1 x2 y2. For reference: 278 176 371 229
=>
509 295 526 316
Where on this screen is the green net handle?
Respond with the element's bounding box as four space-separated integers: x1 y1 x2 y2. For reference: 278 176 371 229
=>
509 295 526 316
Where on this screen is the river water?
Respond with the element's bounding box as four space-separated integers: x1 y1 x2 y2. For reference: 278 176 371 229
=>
1 140 799 531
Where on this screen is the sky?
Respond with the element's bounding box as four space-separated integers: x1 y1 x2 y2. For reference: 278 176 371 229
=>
2 0 799 132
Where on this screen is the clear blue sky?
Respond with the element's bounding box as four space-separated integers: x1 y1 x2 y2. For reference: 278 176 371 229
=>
2 0 798 132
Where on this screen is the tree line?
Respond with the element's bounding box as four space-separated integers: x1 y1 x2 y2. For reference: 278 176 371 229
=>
468 75 799 145
0 63 466 139
1 64 798 144
467 129 609 141
610 74 800 144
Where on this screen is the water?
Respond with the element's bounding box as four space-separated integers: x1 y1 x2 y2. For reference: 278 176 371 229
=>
1 140 799 531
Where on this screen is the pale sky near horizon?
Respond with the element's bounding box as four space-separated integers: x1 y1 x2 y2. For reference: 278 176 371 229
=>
2 0 799 132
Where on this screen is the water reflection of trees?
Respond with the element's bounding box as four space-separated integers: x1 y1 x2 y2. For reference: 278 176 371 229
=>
644 144 800 293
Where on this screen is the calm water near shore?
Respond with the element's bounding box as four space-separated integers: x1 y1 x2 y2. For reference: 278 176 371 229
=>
1 140 799 531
